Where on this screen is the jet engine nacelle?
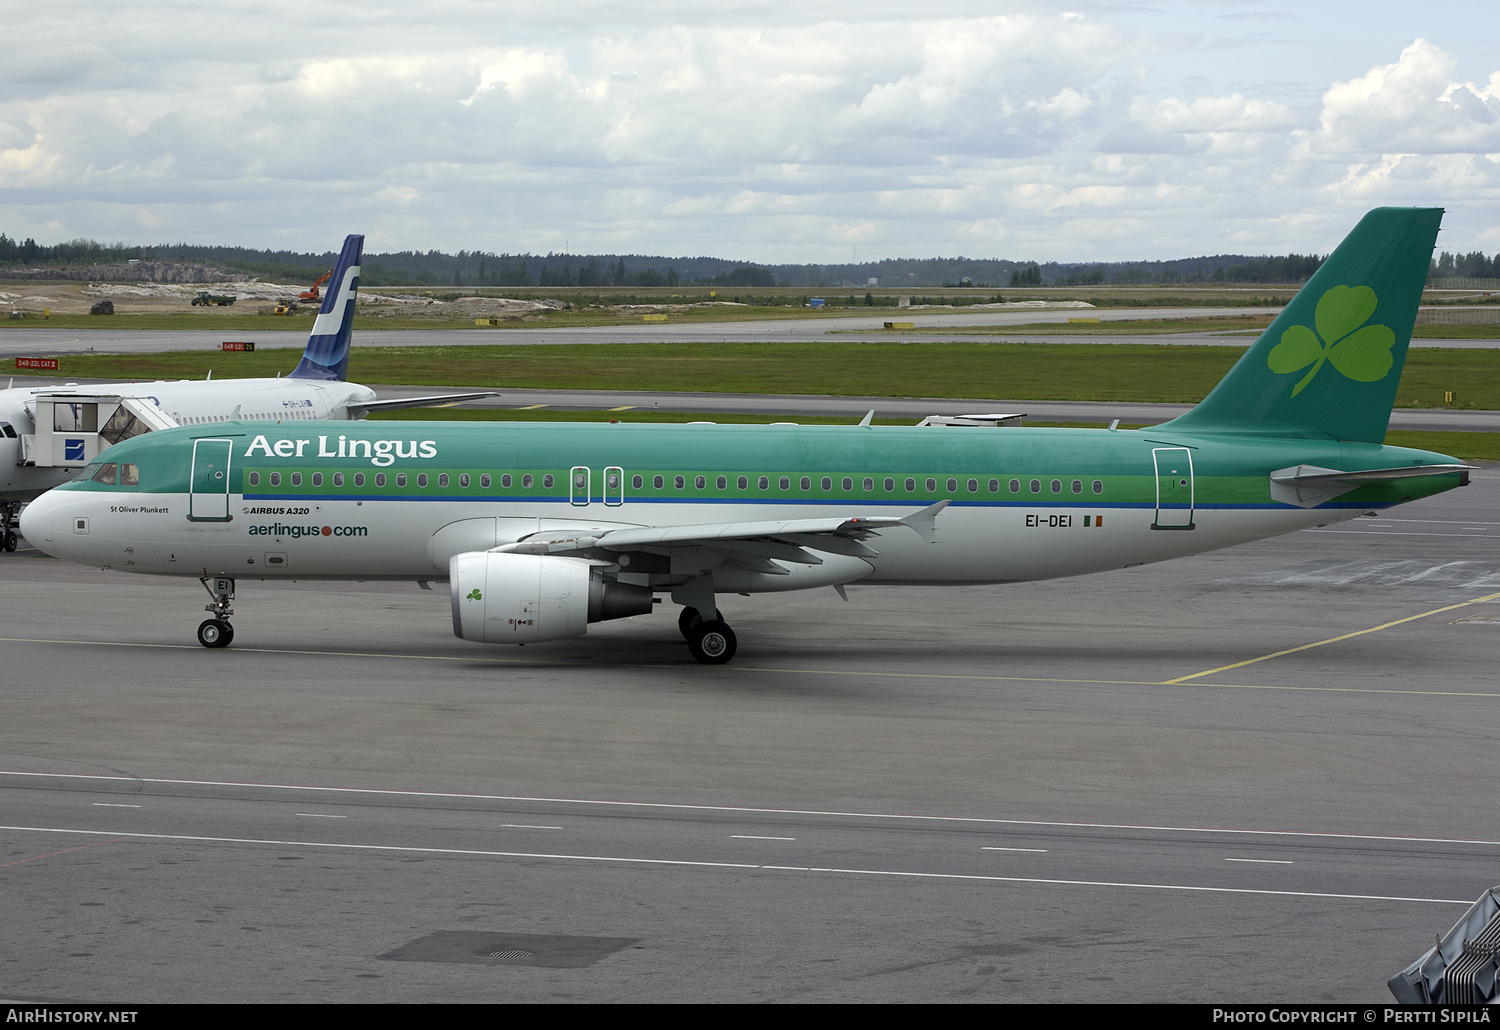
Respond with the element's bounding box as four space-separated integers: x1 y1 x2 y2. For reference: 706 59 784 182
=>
449 551 653 644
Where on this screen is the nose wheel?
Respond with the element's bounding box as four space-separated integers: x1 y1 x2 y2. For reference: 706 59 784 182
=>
2 501 18 552
198 576 236 649
197 618 234 648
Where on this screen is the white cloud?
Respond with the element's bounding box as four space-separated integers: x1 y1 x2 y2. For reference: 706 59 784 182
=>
1 4 1498 260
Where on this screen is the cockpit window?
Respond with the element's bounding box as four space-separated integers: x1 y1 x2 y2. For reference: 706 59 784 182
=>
91 463 118 485
0 421 15 438
120 463 139 486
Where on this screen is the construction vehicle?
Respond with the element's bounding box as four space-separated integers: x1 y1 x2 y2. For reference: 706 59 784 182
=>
190 291 236 306
299 269 332 301
272 299 299 315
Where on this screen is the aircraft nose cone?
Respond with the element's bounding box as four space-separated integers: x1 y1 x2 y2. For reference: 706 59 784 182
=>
18 491 58 554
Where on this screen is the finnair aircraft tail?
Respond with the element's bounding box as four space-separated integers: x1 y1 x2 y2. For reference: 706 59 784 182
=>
290 233 364 383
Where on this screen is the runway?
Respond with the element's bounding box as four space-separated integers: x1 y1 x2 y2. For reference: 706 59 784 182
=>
1 307 1497 355
2 468 1497 1001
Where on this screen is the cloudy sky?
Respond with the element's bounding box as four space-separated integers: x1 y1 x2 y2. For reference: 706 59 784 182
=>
3 1 1497 262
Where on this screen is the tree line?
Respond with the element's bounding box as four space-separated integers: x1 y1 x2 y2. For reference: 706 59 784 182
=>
3 231 1496 287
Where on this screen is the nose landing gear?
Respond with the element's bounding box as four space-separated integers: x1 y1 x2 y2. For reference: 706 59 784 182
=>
198 576 235 648
1 501 19 552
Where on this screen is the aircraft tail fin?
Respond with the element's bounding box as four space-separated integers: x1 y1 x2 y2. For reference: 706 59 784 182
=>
289 234 364 382
1159 208 1442 444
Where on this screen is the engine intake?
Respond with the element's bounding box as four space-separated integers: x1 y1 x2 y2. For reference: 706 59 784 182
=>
450 551 652 644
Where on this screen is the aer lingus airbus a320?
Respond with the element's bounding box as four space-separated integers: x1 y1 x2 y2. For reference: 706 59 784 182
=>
21 208 1471 663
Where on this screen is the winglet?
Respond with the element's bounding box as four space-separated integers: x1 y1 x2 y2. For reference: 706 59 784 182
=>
858 409 875 427
290 234 364 382
898 499 949 543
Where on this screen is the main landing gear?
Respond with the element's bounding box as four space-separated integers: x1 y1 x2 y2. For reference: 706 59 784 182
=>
197 576 235 649
678 606 736 665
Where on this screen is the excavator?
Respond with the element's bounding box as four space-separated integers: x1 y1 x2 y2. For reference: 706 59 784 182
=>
299 269 333 301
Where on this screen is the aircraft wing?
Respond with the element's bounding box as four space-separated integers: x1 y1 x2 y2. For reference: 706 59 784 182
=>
349 392 501 415
496 500 950 566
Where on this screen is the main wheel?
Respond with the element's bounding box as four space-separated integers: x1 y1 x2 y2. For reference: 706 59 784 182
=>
688 620 737 665
197 619 232 648
2 529 15 552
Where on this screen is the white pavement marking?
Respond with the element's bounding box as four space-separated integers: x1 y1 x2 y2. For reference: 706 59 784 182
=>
0 823 1469 907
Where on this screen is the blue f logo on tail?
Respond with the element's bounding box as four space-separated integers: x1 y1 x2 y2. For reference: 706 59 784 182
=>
290 234 364 382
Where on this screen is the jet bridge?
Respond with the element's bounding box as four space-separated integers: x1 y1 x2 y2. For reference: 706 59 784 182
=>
19 393 179 468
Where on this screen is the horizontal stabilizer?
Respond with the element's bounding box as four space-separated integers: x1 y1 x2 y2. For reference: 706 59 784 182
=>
1269 463 1474 508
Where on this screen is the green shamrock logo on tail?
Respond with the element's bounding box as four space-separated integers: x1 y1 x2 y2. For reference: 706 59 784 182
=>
1267 285 1395 396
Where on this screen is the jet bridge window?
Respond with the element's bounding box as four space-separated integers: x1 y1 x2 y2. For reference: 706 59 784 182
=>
100 407 148 445
54 403 98 432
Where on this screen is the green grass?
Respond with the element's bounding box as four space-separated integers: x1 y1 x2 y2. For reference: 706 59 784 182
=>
15 340 1500 410
369 408 1500 460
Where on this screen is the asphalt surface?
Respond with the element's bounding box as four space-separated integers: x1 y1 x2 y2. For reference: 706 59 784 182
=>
1 307 1498 353
2 470 1498 1002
